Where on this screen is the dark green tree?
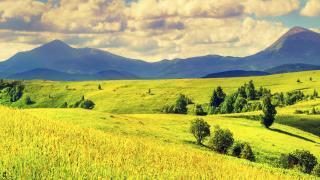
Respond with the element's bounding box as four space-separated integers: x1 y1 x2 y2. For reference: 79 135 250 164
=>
98 84 102 90
175 94 188 114
246 80 256 100
80 100 95 109
261 95 277 128
289 150 317 174
190 118 211 145
210 86 226 108
25 96 33 105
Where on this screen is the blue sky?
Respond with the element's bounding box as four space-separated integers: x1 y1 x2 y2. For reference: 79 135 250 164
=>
0 0 319 61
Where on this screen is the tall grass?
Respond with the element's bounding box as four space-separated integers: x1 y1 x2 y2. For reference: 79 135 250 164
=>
0 107 312 179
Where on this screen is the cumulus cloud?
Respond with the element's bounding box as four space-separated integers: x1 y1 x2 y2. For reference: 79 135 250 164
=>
0 0 310 61
301 0 320 17
0 0 47 23
41 0 126 33
244 0 300 16
128 0 245 19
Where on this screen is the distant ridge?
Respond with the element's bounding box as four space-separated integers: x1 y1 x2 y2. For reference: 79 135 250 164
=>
265 64 320 74
203 70 270 78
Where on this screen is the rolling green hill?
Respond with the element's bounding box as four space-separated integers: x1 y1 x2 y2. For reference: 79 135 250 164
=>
1 70 320 178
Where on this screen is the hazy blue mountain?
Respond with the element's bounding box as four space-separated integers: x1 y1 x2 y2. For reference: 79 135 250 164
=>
1 26 320 80
265 63 320 74
95 70 140 80
243 27 320 69
0 40 152 77
203 70 269 78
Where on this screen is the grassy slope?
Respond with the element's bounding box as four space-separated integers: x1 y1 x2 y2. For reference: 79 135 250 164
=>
13 71 320 113
0 106 311 179
25 107 320 167
3 71 320 178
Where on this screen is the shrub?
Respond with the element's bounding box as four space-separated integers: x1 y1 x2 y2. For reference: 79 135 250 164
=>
240 143 255 161
229 141 255 161
190 118 210 145
194 105 207 116
209 126 234 154
98 84 102 90
280 150 317 174
312 164 320 177
80 100 95 110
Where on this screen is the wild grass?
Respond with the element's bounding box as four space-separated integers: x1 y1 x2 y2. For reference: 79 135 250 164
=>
0 106 312 179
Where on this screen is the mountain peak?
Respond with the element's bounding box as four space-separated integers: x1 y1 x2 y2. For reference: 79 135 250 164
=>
41 39 71 49
286 26 311 36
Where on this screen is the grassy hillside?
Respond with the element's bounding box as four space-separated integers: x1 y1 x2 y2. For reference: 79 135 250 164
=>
25 107 320 166
11 71 320 113
0 106 311 179
2 71 320 178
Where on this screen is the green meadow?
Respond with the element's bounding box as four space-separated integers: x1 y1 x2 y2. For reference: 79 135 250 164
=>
1 70 320 178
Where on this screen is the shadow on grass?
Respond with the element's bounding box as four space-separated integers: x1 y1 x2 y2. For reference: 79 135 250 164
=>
229 114 320 137
270 128 317 143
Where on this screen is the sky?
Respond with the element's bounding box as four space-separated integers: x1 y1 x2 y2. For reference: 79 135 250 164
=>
0 0 319 62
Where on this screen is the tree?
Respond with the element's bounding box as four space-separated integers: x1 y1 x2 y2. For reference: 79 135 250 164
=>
98 84 102 90
81 95 85 101
297 79 301 83
261 95 277 128
210 86 226 108
60 102 68 108
220 95 235 114
234 96 247 113
313 89 318 98
209 126 234 154
25 96 33 105
310 77 313 81
80 100 95 109
246 80 256 100
175 94 189 114
190 118 211 145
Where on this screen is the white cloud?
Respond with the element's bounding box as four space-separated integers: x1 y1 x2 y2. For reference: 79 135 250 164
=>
244 0 300 17
301 0 320 17
0 0 47 23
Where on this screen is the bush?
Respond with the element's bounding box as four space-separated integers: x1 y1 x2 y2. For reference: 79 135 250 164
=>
240 143 255 161
80 100 95 109
194 105 207 116
280 150 317 174
190 118 210 145
209 126 234 154
312 164 320 177
229 141 255 161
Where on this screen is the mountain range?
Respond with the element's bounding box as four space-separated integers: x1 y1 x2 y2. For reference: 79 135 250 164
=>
1 26 320 80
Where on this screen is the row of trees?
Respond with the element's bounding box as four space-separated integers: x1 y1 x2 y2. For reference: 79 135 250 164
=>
0 80 24 103
190 118 255 161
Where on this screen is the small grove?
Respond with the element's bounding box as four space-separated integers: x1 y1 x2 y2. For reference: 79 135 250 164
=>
189 118 320 177
163 80 315 116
